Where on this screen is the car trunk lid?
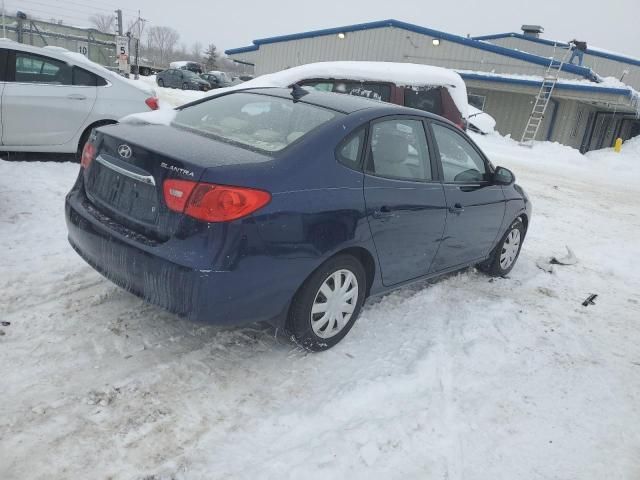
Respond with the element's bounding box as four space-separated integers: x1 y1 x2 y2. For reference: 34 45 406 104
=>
83 124 271 239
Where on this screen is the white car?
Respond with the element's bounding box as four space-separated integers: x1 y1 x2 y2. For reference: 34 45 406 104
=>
0 40 158 157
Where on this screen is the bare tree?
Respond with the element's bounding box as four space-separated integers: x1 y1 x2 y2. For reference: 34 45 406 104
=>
146 26 180 66
191 41 203 62
89 13 114 33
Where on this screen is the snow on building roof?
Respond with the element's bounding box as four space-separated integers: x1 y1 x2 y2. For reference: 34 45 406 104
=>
473 32 640 67
459 70 640 114
458 69 636 93
225 19 596 80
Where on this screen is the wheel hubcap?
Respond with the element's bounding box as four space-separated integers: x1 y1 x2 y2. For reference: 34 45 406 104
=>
500 228 521 270
311 269 359 339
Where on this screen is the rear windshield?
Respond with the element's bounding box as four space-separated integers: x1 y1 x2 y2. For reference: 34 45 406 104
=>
172 92 341 152
301 79 391 102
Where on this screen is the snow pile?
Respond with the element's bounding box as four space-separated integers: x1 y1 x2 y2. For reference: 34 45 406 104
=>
2 131 640 478
466 105 496 134
134 75 204 108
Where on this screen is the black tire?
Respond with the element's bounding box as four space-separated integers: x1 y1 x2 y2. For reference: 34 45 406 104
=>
76 121 116 163
76 128 92 163
287 255 366 352
157 78 164 87
182 82 189 90
479 218 525 277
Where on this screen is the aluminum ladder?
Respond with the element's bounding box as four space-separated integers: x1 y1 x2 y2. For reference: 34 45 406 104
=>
520 48 571 145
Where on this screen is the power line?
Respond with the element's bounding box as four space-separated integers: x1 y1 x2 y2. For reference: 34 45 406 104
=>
4 4 93 25
16 0 117 19
5 2 140 30
13 0 137 17
40 0 137 15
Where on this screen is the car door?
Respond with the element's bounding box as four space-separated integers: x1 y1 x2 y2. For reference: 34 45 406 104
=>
428 121 506 271
176 70 186 87
2 49 97 147
165 70 176 87
363 117 448 286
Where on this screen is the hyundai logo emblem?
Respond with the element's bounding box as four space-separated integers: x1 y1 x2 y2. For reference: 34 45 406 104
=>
117 144 132 159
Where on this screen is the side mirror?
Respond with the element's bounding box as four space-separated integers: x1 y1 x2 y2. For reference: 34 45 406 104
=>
493 166 515 185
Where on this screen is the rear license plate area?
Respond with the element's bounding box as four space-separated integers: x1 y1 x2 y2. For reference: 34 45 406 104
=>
87 160 159 224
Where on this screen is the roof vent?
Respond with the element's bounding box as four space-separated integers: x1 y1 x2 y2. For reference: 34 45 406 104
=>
521 25 544 38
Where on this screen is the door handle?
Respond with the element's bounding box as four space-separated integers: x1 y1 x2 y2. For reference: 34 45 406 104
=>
448 203 464 214
67 94 87 100
372 206 394 219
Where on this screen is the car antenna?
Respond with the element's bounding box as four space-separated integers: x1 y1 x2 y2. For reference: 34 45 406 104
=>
290 84 309 102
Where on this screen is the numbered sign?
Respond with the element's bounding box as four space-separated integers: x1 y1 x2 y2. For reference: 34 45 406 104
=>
116 36 129 58
116 36 129 72
77 42 89 57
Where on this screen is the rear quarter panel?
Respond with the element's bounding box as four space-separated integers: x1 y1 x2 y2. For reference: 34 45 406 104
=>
208 113 381 318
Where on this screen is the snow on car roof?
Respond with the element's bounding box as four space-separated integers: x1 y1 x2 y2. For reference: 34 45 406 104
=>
236 61 469 118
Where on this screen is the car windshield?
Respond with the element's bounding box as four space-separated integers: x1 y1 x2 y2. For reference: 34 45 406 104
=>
172 92 341 152
183 70 199 79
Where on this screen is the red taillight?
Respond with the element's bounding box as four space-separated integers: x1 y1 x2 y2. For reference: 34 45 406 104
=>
163 180 271 222
81 142 96 169
145 97 159 110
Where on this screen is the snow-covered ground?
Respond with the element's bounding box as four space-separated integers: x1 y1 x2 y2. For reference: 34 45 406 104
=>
1 125 639 478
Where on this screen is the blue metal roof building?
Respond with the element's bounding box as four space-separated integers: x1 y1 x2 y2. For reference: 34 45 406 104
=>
226 20 640 151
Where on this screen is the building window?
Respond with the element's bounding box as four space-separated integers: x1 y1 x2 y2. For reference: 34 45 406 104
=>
468 94 486 111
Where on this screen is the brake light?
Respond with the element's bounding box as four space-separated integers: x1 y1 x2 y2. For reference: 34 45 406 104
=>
163 180 271 222
145 97 159 110
81 142 96 169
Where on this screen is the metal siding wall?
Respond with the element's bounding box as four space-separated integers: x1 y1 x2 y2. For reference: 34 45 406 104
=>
248 27 584 79
550 101 599 149
466 88 538 140
489 37 640 90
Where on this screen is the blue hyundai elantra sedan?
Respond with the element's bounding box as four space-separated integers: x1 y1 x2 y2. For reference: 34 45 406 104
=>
65 87 531 351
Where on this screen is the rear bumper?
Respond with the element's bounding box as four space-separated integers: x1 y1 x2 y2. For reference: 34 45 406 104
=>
65 190 289 326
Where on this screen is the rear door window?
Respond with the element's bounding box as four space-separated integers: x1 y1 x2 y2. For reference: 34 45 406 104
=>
404 86 443 115
72 67 103 86
173 92 341 152
13 51 71 84
367 119 432 181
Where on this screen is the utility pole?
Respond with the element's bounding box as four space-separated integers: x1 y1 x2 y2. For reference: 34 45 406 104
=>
132 11 145 79
115 9 123 36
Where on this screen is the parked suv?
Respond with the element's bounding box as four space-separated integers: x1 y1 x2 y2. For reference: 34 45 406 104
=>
169 61 203 74
156 69 211 91
0 40 158 157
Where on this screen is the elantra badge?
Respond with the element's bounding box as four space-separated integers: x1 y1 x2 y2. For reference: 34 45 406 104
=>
117 144 132 159
160 162 194 177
